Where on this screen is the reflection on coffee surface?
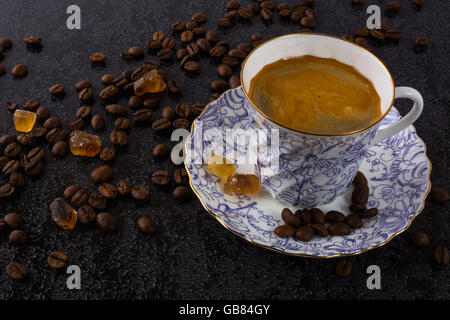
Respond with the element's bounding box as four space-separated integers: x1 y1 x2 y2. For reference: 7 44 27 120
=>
249 55 382 135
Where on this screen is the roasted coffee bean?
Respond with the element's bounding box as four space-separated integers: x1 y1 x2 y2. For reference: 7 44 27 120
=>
46 128 67 143
295 225 314 242
279 8 292 19
0 37 13 49
385 29 401 40
98 183 118 199
167 80 182 95
96 212 118 233
160 107 175 121
152 118 172 131
98 147 115 162
354 26 370 37
329 222 351 236
17 133 36 147
247 2 260 13
229 75 241 89
196 38 212 53
312 223 329 237
228 49 247 60
359 208 378 219
75 80 91 91
162 37 176 49
113 117 129 130
147 39 161 50
410 232 430 248
127 46 145 59
91 165 114 183
174 168 188 185
22 100 40 111
78 87 94 102
90 114 105 131
4 213 23 229
5 101 18 113
353 171 368 186
274 225 295 238
311 208 325 224
430 187 450 203
181 31 194 43
0 218 5 230
238 7 253 19
152 170 171 186
194 27 207 37
281 208 301 228
99 85 119 100
191 13 207 24
11 64 27 78
0 184 15 198
352 184 369 204
413 0 424 6
300 16 316 28
137 216 157 234
370 29 385 41
210 45 227 58
290 9 305 23
110 130 128 147
101 74 116 85
210 80 229 93
209 94 221 102
10 172 25 187
105 104 127 116
260 0 275 10
349 203 366 213
298 209 312 225
260 8 273 20
64 185 81 200
237 43 253 54
9 230 27 245
176 48 188 61
4 143 21 158
117 181 131 196
191 104 205 117
157 48 174 60
173 186 191 202
47 251 68 269
222 56 240 67
153 30 165 41
171 21 185 32
205 30 220 43
217 64 233 78
434 245 449 264
89 52 105 63
66 118 83 131
3 159 20 174
132 109 151 123
30 127 47 139
141 98 160 110
153 143 170 160
218 17 232 28
43 117 62 130
113 77 129 88
346 214 363 229
183 60 200 72
131 186 149 200
186 21 198 30
52 141 69 157
226 0 240 10
336 260 352 277
89 192 107 210
277 3 289 11
128 96 143 109
386 1 401 11
49 83 65 95
173 118 189 129
174 103 190 118
326 211 346 223
76 106 91 119
78 205 96 224
6 261 28 280
71 188 89 207
186 42 200 56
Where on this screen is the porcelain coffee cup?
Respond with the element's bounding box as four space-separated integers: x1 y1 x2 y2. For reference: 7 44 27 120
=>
240 33 423 207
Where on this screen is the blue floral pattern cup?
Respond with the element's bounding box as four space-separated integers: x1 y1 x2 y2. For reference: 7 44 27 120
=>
240 34 423 207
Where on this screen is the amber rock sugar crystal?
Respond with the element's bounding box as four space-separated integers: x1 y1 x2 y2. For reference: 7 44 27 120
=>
134 69 166 96
206 153 237 180
224 173 260 195
69 130 102 157
50 198 77 230
13 109 37 133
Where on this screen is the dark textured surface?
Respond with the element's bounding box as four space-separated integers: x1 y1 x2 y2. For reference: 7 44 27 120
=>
0 0 449 299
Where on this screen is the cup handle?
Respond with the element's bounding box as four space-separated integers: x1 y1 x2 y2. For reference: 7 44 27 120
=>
371 87 423 145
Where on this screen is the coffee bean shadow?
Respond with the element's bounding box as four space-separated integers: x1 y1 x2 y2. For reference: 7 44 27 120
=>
262 20 274 28
384 11 399 18
413 46 427 54
91 61 106 68
411 4 423 12
50 93 66 101
26 44 42 53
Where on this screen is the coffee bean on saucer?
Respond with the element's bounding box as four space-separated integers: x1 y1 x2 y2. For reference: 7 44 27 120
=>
117 181 131 196
47 251 68 269
173 186 191 202
430 187 449 203
90 165 114 183
336 260 352 277
96 212 118 233
312 223 329 237
281 208 301 227
434 245 449 264
11 64 28 78
75 80 91 91
77 205 96 224
346 214 363 229
274 225 295 238
9 229 27 245
410 232 430 248
329 222 351 236
349 203 366 213
311 208 325 224
295 225 314 242
353 171 368 186
137 217 157 234
152 170 171 186
51 141 69 157
153 143 170 160
359 208 378 219
297 209 311 225
352 184 369 204
131 186 149 201
6 261 28 280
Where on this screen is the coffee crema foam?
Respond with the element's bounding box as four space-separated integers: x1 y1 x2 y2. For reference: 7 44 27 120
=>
249 55 381 135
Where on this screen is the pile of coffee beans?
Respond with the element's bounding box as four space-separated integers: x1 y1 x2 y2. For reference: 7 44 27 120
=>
274 171 378 241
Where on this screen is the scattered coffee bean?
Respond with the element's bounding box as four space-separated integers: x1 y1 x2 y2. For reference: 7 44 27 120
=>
173 186 191 202
183 60 200 72
370 29 385 41
106 104 128 116
336 260 352 277
274 225 295 238
52 141 69 157
434 245 449 264
152 118 172 132
77 205 96 224
96 212 118 233
173 118 190 129
4 142 21 157
152 170 171 185
99 183 118 199
117 181 131 196
49 84 65 96
210 80 229 93
9 229 27 245
89 192 107 210
238 7 253 20
4 213 23 229
6 261 28 280
229 75 241 89
167 80 182 95
0 184 14 198
11 64 27 78
91 165 114 183
63 185 81 200
410 232 430 248
46 128 67 144
70 188 89 207
386 1 401 11
153 143 170 160
110 130 128 146
10 172 25 187
99 85 119 100
99 147 115 162
0 37 13 49
78 87 94 102
47 251 68 269
174 168 189 185
90 52 106 63
75 80 91 91
131 185 149 201
385 29 401 40
91 114 105 131
137 216 157 234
